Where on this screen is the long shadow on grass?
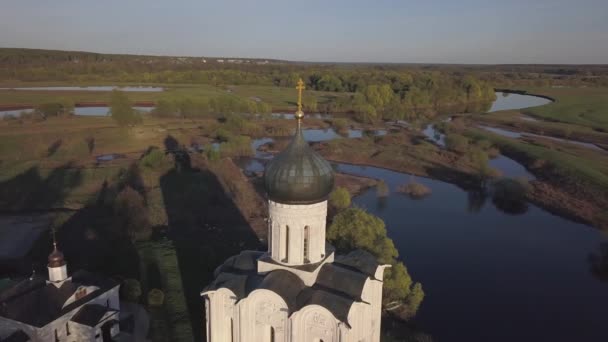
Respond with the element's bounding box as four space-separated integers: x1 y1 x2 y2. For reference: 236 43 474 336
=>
160 135 261 341
0 162 82 211
0 162 140 281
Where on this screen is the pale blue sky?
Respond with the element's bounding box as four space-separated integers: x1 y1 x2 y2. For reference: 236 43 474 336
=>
1 0 607 64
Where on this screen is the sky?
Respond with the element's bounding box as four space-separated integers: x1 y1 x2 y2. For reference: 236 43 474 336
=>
1 0 607 64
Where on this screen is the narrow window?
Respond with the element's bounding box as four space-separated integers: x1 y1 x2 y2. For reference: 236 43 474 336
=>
54 329 59 342
284 226 290 262
66 322 70 336
230 318 234 342
270 326 275 342
268 219 272 253
303 226 310 263
106 299 110 308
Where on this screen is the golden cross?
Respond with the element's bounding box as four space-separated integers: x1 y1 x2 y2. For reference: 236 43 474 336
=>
296 78 305 118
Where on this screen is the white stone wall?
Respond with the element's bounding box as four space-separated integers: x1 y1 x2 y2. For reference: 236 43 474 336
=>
268 200 328 265
290 305 339 342
48 265 68 284
203 285 387 342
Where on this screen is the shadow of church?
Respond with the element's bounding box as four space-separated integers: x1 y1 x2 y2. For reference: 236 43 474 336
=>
159 135 262 340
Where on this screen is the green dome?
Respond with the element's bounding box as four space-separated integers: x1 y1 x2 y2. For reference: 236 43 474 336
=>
264 125 334 204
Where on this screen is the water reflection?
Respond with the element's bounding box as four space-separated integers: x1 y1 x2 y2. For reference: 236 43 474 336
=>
589 243 608 282
466 189 488 213
0 86 164 92
489 92 551 112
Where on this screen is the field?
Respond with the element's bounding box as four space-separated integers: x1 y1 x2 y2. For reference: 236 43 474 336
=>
522 87 608 131
0 83 344 110
473 87 608 145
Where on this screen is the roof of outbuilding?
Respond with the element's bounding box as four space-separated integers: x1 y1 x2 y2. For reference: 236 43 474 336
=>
0 270 118 327
71 304 116 327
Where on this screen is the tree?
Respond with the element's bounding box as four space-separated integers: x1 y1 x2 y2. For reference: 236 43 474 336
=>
327 207 397 264
114 186 152 241
110 90 142 126
329 187 351 209
327 208 424 319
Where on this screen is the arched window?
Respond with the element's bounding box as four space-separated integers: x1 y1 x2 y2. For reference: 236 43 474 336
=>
303 226 310 263
230 318 234 342
270 326 275 342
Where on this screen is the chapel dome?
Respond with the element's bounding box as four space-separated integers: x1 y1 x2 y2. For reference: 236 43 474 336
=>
48 246 65 268
264 124 334 204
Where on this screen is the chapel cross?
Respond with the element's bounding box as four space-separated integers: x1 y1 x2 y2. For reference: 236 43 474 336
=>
296 78 305 119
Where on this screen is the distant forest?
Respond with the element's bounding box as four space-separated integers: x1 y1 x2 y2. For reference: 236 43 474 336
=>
1 48 607 122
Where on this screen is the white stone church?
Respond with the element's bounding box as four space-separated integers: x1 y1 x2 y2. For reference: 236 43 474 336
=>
202 82 389 342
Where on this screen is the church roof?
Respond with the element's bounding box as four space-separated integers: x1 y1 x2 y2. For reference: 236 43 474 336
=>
71 304 116 327
258 270 306 312
204 249 383 325
263 121 334 204
0 270 118 327
1 330 30 342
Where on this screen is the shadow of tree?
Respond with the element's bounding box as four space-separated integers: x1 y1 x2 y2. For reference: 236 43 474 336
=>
47 139 63 157
160 135 261 341
0 162 82 211
0 161 140 281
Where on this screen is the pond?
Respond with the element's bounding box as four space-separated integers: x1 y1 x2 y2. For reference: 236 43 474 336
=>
0 86 164 92
338 163 608 342
489 92 552 112
477 125 605 152
0 106 155 118
74 106 155 116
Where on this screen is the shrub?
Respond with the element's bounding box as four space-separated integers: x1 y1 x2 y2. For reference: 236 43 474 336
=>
329 187 351 209
445 133 469 153
206 145 221 161
147 289 165 307
376 180 389 197
122 278 142 302
397 181 431 199
110 90 142 126
332 118 349 133
114 186 152 241
140 148 166 169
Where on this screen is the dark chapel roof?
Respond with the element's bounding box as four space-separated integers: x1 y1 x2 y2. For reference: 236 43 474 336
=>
0 270 118 327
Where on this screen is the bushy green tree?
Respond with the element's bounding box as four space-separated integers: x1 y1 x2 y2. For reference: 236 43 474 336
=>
328 207 397 264
328 208 424 319
329 187 351 209
110 90 142 126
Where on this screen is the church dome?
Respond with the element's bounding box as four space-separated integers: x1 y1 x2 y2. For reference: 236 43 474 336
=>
264 123 334 204
48 244 65 268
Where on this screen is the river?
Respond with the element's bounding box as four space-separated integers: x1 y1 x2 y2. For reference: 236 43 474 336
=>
237 92 608 341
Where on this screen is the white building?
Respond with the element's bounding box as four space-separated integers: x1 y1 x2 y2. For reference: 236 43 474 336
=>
0 242 121 342
202 90 388 342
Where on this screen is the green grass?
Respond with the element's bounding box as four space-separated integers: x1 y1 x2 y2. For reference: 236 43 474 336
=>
0 83 343 110
466 128 608 191
519 87 608 132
